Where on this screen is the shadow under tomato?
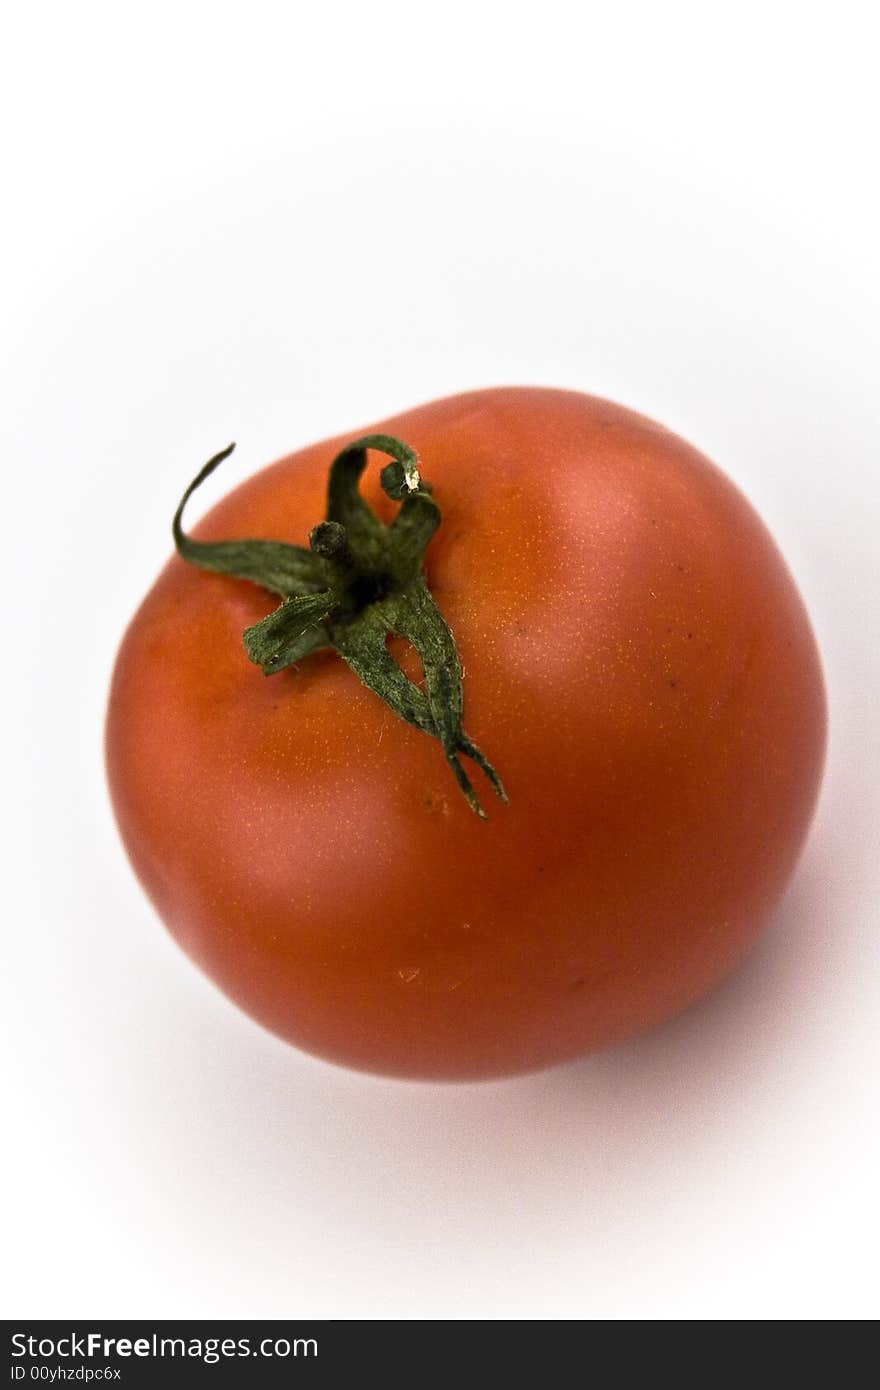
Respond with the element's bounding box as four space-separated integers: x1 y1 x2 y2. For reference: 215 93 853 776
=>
123 839 835 1316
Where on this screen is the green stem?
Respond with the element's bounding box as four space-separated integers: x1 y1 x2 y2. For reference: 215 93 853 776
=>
172 434 507 818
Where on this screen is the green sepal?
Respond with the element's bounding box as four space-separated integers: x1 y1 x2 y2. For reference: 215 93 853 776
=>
173 434 507 817
243 592 337 674
172 445 327 597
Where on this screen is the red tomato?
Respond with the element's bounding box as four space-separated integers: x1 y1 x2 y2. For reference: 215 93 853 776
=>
106 388 826 1079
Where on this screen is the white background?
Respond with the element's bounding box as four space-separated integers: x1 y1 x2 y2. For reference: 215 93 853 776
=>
2 2 878 1320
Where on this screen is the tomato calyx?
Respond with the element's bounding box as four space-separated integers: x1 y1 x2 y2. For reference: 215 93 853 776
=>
172 435 507 818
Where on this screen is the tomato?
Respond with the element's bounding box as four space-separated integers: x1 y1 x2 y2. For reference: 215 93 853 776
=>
106 388 826 1080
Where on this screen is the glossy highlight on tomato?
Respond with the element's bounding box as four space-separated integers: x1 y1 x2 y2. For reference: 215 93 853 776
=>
106 388 826 1079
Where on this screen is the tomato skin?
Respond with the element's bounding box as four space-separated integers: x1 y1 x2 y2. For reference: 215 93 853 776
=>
106 388 826 1079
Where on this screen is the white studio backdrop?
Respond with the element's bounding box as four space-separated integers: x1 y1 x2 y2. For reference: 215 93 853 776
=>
2 2 878 1319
